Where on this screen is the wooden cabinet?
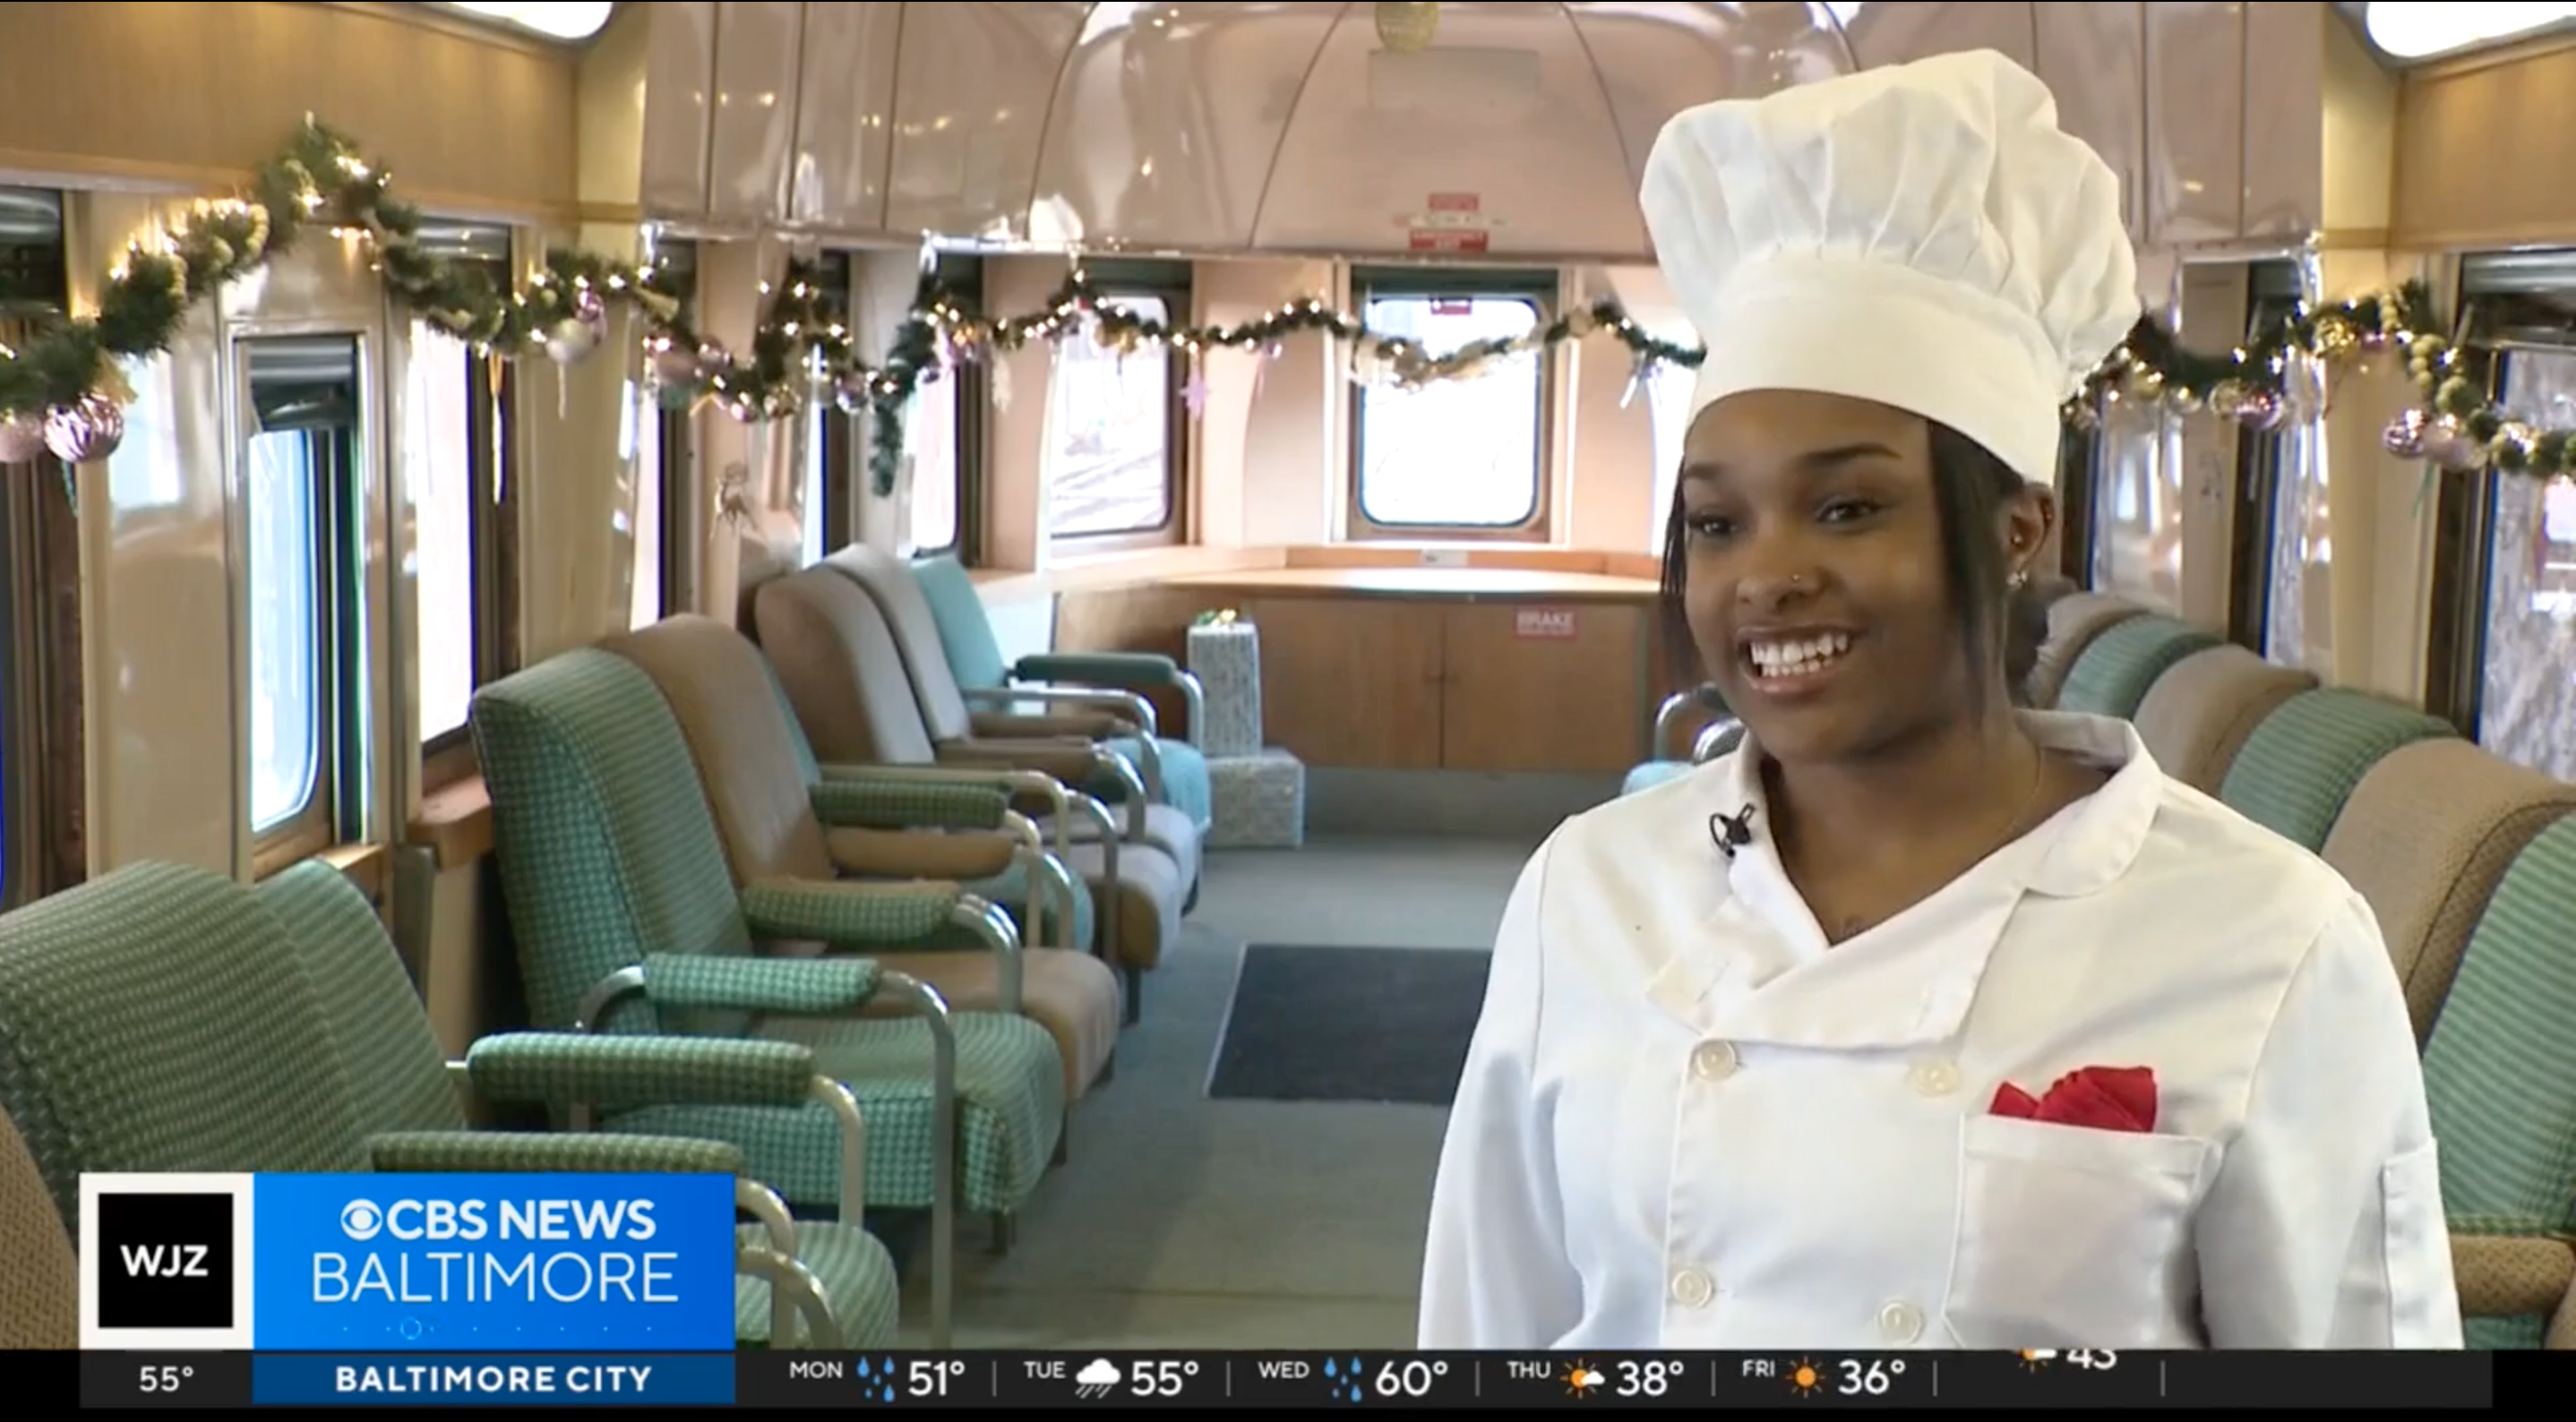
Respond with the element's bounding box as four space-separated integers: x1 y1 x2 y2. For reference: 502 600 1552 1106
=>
1053 575 1656 774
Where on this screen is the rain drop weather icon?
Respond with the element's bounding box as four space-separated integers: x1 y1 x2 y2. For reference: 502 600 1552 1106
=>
1320 1357 1364 1403
852 1357 897 1402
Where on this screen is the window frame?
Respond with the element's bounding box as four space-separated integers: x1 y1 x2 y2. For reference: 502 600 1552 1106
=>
246 405 362 881
2425 254 2576 737
913 253 983 561
1042 257 1191 553
420 336 518 791
1344 266 1558 544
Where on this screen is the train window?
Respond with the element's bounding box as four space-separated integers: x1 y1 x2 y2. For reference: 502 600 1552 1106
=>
1643 360 1698 551
1044 289 1182 544
906 370 960 553
1350 272 1552 537
804 405 829 568
248 427 324 833
407 324 476 741
242 334 362 871
2477 348 2576 780
405 225 515 775
624 378 661 628
2089 394 2184 613
2259 414 2331 671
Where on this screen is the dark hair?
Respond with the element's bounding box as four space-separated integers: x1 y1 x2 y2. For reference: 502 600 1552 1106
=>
1655 421 2050 715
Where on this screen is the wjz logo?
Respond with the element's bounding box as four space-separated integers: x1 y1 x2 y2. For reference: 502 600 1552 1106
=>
96 1192 234 1330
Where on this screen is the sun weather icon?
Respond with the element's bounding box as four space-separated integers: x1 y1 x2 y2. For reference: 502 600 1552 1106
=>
2019 1350 2057 1372
1787 1359 1824 1396
1319 1357 1366 1403
850 1357 898 1402
1562 1361 1602 1396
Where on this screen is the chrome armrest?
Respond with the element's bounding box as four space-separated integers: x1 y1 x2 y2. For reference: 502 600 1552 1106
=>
1091 750 1152 841
1653 684 1729 761
1691 716 1744 764
963 682 1160 737
571 963 964 1349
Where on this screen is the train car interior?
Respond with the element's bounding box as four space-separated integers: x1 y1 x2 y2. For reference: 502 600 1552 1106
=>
3 0 2576 1353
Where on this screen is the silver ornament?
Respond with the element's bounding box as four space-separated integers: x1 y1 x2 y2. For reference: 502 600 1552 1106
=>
43 394 125 465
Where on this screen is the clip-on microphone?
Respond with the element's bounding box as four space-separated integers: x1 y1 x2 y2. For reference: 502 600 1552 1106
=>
1709 804 1758 861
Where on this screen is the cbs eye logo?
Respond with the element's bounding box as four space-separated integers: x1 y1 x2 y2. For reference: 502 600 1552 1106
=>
339 1200 384 1241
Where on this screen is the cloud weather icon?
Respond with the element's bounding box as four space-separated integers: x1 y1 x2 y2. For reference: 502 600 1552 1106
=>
1076 1360 1122 1399
341 1200 383 1241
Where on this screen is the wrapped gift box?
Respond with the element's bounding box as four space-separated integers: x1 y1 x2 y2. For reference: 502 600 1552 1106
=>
1187 620 1263 760
1207 748 1305 849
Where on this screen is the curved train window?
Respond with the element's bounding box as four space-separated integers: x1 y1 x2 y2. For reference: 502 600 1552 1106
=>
2448 252 2576 776
243 335 362 871
906 253 980 558
1643 359 1698 553
1045 304 1176 540
0 185 74 906
404 220 515 768
1351 269 1553 537
2241 260 2331 672
2481 347 2576 779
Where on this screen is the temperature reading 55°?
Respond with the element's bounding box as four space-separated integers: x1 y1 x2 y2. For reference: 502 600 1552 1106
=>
139 1366 193 1393
1374 1360 1448 1398
908 1360 966 1398
1131 1361 1199 1398
1615 1360 1681 1398
1839 1359 1906 1396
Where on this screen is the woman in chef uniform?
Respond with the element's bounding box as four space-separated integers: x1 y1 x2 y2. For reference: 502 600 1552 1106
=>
1418 48 2463 1352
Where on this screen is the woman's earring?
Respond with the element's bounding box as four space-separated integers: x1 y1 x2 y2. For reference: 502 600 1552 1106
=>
2008 568 2030 591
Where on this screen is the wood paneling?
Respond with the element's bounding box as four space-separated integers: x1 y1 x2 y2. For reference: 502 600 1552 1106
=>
1052 573 1662 775
1439 603 1645 773
1247 597 1445 769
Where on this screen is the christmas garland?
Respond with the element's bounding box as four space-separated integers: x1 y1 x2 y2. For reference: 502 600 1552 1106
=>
0 117 2559 501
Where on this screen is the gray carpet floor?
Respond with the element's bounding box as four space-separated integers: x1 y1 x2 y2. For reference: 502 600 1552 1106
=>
890 834 1536 1349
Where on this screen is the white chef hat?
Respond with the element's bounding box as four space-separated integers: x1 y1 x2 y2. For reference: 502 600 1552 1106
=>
1639 48 2140 485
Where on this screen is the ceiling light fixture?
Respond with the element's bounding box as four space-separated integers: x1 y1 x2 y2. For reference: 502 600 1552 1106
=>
2365 1 2576 59
437 2 615 42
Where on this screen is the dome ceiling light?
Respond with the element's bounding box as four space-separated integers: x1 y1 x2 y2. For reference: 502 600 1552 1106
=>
2364 1 2576 60
428 2 615 42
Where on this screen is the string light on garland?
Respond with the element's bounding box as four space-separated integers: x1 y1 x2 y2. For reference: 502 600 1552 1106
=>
4 116 2571 520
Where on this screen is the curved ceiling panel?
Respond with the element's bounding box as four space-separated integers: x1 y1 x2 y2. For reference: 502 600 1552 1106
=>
653 3 2286 261
1028 3 1349 252
883 2 1093 239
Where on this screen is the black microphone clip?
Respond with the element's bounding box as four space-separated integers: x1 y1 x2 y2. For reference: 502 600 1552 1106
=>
1710 804 1758 861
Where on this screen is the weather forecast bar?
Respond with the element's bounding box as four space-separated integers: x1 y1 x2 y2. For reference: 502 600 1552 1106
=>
70 1350 2496 1409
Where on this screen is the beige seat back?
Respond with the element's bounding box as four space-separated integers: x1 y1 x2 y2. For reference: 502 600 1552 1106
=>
601 614 838 886
2322 738 2576 1041
2029 591 2144 709
751 563 948 767
2132 645 2316 794
822 544 978 742
0 1109 74 1349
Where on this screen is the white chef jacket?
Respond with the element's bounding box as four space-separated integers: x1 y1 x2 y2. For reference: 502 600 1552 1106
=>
1419 710 2463 1351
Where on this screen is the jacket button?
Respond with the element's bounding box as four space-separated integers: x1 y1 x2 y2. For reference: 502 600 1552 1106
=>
1670 1267 1715 1308
1878 1299 1923 1342
1691 1042 1739 1081
1909 1060 1960 1096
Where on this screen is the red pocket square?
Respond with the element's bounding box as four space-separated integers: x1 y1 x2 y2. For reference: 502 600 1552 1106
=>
1989 1066 2157 1133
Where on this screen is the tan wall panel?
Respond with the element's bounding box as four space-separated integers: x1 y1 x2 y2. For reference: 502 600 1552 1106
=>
0 1 576 217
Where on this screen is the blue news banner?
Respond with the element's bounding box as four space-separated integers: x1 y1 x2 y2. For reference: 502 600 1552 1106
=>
76 1170 738 1406
64 1171 2503 1409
